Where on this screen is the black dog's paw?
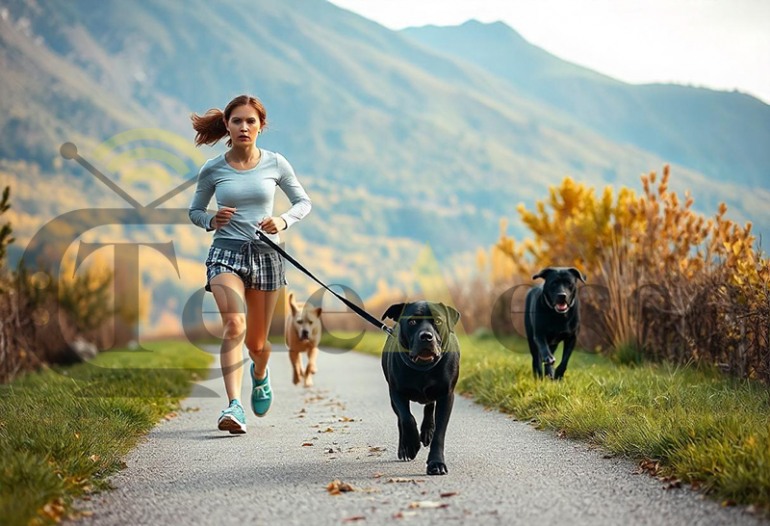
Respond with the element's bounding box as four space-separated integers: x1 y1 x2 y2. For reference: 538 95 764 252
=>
420 422 434 447
398 426 421 461
554 366 566 380
426 461 448 476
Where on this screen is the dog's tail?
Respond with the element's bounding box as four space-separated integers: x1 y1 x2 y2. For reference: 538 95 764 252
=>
288 292 298 315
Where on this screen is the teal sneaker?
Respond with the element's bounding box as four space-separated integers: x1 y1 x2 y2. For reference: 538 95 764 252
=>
217 399 246 434
250 363 273 417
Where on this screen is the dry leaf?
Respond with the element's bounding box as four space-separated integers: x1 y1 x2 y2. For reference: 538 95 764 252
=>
326 479 356 495
343 516 366 522
319 427 334 433
440 491 459 498
41 498 66 521
408 500 449 509
301 442 314 447
387 477 424 484
339 416 355 422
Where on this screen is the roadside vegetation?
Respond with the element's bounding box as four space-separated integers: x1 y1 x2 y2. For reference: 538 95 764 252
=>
485 167 769 382
0 186 147 384
0 341 212 525
327 330 770 512
323 167 769 511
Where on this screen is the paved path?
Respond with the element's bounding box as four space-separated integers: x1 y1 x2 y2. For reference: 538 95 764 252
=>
73 346 765 525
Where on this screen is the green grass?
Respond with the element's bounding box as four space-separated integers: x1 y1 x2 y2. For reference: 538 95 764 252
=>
0 341 212 526
330 330 770 510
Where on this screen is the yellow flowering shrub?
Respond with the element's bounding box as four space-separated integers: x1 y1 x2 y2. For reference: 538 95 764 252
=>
490 166 769 380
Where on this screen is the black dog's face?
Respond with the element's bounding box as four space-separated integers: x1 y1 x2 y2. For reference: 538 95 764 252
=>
533 267 586 314
382 301 461 364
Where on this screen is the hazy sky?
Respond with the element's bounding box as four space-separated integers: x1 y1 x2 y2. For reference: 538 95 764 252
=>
328 0 770 104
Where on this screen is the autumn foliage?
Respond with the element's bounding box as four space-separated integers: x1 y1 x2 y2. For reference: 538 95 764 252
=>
491 167 770 381
0 187 146 383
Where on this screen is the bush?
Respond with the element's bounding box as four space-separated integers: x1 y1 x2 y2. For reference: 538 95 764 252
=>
0 186 123 383
489 167 770 382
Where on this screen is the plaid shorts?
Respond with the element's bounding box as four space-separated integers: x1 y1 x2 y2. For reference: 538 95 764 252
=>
205 245 287 292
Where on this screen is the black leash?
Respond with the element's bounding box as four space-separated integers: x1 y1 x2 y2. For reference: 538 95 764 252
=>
255 230 393 335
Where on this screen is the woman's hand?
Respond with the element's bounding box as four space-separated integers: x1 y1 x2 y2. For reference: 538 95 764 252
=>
213 206 237 229
259 216 287 234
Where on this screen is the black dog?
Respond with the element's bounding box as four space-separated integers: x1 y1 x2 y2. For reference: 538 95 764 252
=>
381 301 461 475
524 267 586 379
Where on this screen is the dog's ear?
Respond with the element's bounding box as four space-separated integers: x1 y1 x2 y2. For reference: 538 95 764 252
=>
314 306 323 318
439 303 461 329
382 303 406 321
532 268 553 281
568 267 587 283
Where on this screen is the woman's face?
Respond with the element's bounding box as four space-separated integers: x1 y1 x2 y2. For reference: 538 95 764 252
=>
225 104 262 147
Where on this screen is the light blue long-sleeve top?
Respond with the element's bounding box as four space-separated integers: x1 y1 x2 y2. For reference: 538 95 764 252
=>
188 150 312 251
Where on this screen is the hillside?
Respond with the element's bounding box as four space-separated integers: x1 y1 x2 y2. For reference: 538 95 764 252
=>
402 20 770 189
1 0 768 335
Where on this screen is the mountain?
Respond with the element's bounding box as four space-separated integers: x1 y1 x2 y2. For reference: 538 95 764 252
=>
401 20 770 189
0 0 768 333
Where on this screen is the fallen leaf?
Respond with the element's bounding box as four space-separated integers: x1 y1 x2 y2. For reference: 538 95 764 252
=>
440 491 459 498
635 458 662 476
372 472 384 479
664 480 682 490
302 442 314 447
393 511 418 519
343 516 366 522
327 479 356 495
387 477 425 484
408 500 449 509
339 416 355 422
41 498 66 521
319 427 334 433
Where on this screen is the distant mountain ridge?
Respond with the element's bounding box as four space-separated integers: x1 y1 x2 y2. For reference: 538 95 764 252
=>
1 0 768 313
402 19 770 189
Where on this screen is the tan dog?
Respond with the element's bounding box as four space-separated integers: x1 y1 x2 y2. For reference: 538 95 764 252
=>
285 292 323 387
